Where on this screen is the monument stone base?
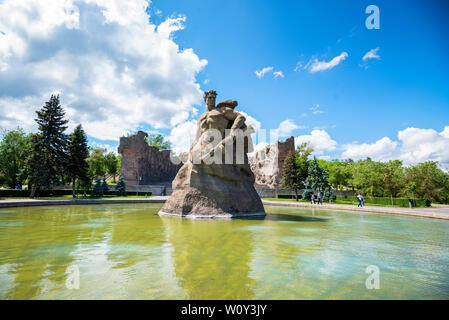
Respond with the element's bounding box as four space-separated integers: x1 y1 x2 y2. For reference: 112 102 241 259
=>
158 162 266 219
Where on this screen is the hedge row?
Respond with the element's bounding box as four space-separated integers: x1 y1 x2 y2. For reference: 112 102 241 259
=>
100 190 152 197
0 189 77 197
277 194 302 199
0 189 152 197
336 195 430 207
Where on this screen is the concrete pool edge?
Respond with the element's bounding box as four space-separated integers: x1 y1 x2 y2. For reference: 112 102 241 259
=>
262 200 449 221
0 197 168 208
1 197 448 221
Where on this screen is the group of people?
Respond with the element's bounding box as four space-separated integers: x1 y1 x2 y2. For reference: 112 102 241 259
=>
310 191 323 205
309 192 365 207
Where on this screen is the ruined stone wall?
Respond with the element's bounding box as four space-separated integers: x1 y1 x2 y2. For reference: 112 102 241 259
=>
250 136 295 189
118 131 182 185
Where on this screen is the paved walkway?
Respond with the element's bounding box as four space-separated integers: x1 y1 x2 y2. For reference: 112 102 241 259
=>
0 196 169 208
262 200 449 220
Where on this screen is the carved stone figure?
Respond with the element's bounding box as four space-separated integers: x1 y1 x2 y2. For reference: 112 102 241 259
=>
159 90 265 218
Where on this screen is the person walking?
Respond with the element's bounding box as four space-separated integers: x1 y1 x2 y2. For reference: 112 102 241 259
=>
318 191 323 205
357 194 363 207
311 194 315 204
361 194 365 207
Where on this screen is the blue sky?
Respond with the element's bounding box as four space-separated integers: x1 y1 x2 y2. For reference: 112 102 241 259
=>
0 0 448 167
153 0 449 146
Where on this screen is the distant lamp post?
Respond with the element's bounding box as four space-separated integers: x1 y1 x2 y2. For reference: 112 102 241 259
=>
137 175 142 196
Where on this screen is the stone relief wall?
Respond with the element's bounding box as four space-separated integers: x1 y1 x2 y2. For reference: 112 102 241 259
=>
118 131 182 186
249 136 295 189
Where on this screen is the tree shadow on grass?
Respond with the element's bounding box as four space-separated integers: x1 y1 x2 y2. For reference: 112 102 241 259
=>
237 213 328 223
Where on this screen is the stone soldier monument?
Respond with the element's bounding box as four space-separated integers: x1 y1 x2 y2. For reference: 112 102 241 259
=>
159 90 265 218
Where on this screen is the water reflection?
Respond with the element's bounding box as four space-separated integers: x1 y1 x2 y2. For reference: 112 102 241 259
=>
160 216 257 299
0 204 448 299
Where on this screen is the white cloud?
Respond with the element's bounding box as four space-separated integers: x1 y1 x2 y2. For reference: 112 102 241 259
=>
293 61 303 72
309 104 324 115
295 130 337 155
0 0 207 141
342 137 398 161
398 127 449 169
167 120 197 154
239 111 261 132
340 126 449 169
273 70 284 78
89 141 118 154
272 119 304 138
255 66 273 78
306 52 348 73
363 47 380 61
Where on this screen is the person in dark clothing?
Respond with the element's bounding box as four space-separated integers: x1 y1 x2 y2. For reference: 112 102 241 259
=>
357 194 363 207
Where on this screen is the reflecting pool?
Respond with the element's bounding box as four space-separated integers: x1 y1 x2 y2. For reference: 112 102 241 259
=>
0 204 448 299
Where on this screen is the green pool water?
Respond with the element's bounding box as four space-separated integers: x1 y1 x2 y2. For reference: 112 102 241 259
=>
0 203 448 300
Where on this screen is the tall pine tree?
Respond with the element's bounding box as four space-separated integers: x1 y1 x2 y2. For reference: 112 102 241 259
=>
29 95 69 197
26 134 50 196
68 125 90 197
280 151 302 201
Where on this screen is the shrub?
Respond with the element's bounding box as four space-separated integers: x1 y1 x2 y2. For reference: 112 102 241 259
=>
323 189 336 202
102 177 109 195
126 191 152 196
277 194 298 199
115 177 127 197
302 189 314 201
0 188 152 198
92 178 104 197
0 189 82 197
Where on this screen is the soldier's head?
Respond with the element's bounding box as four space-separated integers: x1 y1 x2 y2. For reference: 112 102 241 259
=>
203 90 217 111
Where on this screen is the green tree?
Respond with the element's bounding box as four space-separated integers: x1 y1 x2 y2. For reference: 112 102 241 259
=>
280 151 302 201
92 178 103 197
305 157 330 193
104 152 120 183
0 128 30 188
115 177 127 196
25 134 50 197
87 148 107 179
383 160 405 205
29 95 69 197
319 159 352 190
146 134 171 150
67 125 90 197
295 142 313 185
403 182 418 207
403 161 449 203
102 177 109 195
349 158 385 196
